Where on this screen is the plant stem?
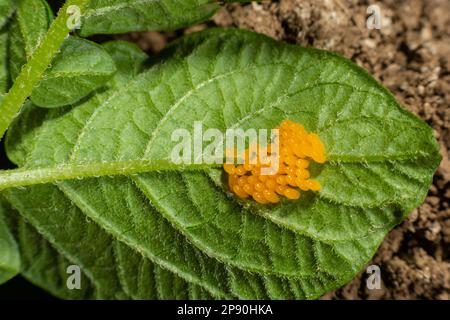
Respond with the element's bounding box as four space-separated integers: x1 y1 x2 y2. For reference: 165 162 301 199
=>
0 0 89 139
0 161 221 190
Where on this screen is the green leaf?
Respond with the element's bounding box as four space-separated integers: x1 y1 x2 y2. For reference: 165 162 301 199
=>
3 29 441 299
2 40 222 300
3 183 214 299
30 37 117 108
0 0 13 30
80 0 248 36
0 197 20 285
101 40 148 89
4 42 141 165
8 0 116 108
0 198 98 299
15 219 98 299
8 0 54 81
0 0 91 140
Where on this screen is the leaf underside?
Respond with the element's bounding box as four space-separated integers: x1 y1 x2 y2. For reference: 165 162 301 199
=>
2 28 441 299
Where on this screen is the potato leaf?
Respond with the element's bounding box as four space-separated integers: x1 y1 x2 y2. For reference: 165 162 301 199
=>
30 37 117 108
8 0 54 80
101 40 148 89
11 215 99 299
3 184 215 299
3 42 215 299
8 0 116 108
80 0 250 36
2 29 441 299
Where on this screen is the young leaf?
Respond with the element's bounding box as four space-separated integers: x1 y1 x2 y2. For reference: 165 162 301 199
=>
2 29 441 299
0 0 89 140
80 0 249 36
30 37 117 108
0 198 20 285
7 0 116 108
8 0 54 80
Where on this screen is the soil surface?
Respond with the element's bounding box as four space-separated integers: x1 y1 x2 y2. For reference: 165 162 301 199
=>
120 0 450 299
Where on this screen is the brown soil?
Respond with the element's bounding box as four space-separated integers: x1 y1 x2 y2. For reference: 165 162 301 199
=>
120 0 450 299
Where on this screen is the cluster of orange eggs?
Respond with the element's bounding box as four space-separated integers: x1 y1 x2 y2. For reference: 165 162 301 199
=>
224 120 326 204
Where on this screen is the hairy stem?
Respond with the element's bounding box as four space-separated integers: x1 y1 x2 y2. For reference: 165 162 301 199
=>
0 0 89 139
0 161 221 190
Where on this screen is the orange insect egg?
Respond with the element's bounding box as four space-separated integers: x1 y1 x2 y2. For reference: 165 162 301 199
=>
292 124 300 131
285 166 296 176
280 119 290 127
251 167 261 176
276 175 287 185
280 146 290 156
253 192 269 204
296 169 310 180
296 159 309 168
285 137 295 147
258 175 268 182
283 188 300 200
275 185 287 195
293 123 306 135
263 189 280 203
254 182 265 192
311 151 326 164
280 130 289 139
265 179 277 190
284 155 297 166
228 174 238 189
285 175 297 186
224 164 236 174
301 140 314 157
233 185 249 198
247 176 258 185
276 163 287 174
243 183 254 194
307 133 322 146
296 179 310 191
292 144 306 158
306 180 321 191
237 176 247 186
235 165 247 176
